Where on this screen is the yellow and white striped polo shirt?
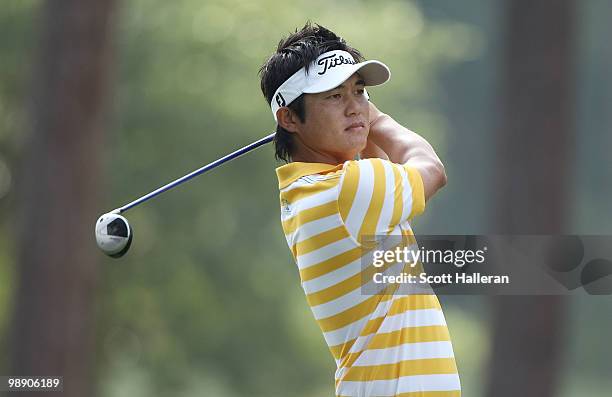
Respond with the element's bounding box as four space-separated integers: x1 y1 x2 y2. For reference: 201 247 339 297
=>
276 158 460 397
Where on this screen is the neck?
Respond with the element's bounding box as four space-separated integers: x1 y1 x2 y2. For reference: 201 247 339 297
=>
291 137 355 165
291 148 354 165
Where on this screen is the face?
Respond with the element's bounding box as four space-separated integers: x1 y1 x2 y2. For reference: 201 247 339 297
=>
291 73 370 162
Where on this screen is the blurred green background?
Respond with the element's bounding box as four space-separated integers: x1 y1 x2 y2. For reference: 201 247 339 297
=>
0 0 610 396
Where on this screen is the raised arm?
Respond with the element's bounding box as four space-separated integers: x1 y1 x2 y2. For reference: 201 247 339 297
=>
366 102 447 201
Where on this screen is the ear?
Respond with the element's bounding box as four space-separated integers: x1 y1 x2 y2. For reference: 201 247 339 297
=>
276 107 301 133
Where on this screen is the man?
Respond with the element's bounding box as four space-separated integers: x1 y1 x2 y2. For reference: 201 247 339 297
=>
259 23 461 397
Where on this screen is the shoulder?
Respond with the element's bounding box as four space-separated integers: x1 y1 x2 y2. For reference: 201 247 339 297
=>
341 158 414 185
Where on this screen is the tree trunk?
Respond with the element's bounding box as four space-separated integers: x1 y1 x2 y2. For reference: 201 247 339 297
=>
11 1 117 396
486 1 575 396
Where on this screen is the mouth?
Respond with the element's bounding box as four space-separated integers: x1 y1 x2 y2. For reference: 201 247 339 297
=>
345 122 366 132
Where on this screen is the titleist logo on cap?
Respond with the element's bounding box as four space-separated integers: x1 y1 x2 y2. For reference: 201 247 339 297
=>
316 53 356 75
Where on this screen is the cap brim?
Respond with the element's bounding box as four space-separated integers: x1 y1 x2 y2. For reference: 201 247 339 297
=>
303 60 390 94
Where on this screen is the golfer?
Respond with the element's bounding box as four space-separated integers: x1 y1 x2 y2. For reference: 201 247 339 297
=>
260 23 460 396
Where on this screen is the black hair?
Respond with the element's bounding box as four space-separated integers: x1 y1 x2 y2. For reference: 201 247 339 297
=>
259 22 364 162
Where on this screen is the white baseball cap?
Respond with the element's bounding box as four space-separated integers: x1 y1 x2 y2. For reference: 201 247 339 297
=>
270 49 391 122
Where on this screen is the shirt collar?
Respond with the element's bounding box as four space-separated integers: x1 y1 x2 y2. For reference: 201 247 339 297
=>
276 162 343 189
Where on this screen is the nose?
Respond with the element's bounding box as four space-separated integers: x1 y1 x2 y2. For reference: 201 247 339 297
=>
345 93 362 117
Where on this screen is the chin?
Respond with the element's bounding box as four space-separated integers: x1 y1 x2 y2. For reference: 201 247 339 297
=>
332 132 367 161
357 138 368 152
354 136 369 154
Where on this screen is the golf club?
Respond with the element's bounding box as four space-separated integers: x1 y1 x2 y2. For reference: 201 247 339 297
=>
95 132 275 258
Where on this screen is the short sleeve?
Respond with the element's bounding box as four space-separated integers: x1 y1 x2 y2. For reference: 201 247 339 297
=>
338 158 426 240
404 165 425 219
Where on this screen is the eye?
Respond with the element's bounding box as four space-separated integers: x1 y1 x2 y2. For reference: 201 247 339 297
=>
327 93 342 99
356 88 365 95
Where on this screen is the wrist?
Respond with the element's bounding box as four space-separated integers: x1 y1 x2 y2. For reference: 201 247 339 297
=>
367 113 389 146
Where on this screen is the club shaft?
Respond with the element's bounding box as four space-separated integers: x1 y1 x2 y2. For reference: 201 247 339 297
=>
112 133 275 214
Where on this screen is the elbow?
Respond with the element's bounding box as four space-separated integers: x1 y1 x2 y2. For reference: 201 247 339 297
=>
437 162 448 189
423 161 447 202
429 158 447 193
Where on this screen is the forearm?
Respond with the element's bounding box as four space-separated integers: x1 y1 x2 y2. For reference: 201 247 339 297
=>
367 103 447 200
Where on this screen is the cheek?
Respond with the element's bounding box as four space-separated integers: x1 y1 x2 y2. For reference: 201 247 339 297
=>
302 116 330 145
309 109 340 136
